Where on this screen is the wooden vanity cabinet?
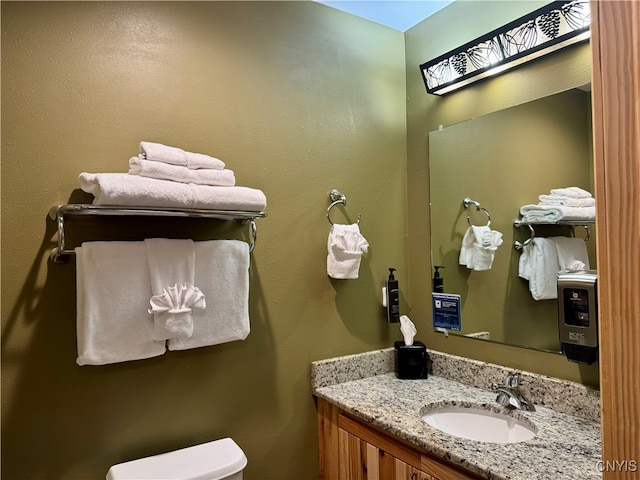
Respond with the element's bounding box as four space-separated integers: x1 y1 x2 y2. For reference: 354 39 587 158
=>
317 398 481 480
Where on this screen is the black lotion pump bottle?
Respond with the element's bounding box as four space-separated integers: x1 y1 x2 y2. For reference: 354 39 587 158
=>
433 265 444 293
385 268 400 323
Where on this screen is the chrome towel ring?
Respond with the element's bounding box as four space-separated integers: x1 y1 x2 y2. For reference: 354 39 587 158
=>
463 197 491 227
327 189 361 225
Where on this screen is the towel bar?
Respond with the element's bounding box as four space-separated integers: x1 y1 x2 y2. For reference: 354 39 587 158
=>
513 218 593 250
48 204 266 262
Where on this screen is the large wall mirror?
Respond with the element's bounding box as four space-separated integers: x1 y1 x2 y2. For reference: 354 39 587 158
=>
429 86 594 353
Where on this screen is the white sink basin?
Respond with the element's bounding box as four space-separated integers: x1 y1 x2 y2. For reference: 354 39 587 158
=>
421 403 537 444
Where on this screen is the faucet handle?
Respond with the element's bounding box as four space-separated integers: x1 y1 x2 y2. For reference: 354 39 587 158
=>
505 373 520 388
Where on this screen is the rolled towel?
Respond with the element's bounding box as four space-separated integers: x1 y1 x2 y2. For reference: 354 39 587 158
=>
168 240 251 351
79 173 267 211
538 194 595 207
327 223 369 279
75 241 166 366
549 187 592 198
139 141 225 170
519 204 595 223
129 156 236 186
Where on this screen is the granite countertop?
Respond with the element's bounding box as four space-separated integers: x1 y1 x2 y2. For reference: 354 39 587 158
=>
312 349 602 480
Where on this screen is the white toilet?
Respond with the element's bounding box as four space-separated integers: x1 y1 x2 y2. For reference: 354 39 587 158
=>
106 437 247 480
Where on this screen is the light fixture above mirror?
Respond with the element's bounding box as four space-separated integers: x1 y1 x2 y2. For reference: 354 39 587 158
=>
419 0 591 95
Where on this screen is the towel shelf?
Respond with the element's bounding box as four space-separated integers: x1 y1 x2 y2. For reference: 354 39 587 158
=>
513 218 594 250
48 204 266 262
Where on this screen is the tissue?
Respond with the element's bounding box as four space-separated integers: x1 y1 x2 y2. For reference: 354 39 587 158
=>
399 315 416 346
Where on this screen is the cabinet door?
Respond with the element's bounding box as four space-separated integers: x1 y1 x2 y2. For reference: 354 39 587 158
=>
339 428 380 480
394 457 436 480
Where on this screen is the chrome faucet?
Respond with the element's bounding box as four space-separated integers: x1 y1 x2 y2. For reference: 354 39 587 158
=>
491 373 536 412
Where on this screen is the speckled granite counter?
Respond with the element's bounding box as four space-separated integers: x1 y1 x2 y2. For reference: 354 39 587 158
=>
312 348 602 480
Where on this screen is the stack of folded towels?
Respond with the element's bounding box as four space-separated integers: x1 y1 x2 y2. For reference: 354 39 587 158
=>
519 186 595 223
78 141 267 211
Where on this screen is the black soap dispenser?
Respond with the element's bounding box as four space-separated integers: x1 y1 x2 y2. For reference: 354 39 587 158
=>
433 266 444 293
385 268 400 323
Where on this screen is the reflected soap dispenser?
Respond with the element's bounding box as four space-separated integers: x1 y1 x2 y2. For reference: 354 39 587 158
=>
433 266 444 293
384 268 400 323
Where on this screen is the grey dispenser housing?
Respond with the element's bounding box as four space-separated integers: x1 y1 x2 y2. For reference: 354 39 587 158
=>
557 270 598 365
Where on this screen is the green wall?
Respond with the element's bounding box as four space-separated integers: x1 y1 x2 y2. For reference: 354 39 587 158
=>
1 2 407 478
405 2 598 385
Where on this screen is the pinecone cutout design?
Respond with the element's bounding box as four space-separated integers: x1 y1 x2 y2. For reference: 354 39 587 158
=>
538 10 561 39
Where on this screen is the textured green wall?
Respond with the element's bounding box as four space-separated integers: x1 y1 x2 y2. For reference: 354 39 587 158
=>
405 2 599 386
1 2 406 478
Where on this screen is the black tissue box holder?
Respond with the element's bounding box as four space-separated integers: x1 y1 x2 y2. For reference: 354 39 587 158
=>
394 340 428 379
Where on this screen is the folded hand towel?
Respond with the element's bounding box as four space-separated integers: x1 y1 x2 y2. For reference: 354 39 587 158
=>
549 186 592 198
527 238 560 300
145 238 200 340
129 157 236 186
149 283 206 339
459 226 502 271
519 204 595 223
327 223 369 279
75 242 166 366
551 236 590 273
79 173 267 211
139 141 225 170
168 240 251 351
459 227 476 267
538 194 595 207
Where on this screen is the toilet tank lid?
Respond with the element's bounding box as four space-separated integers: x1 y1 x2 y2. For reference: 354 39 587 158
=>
106 438 247 480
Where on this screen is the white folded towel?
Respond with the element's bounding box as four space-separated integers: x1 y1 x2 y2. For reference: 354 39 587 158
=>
327 223 369 279
129 157 236 186
75 242 166 366
139 141 225 170
550 186 592 198
538 194 595 207
168 240 251 351
552 236 590 273
519 204 595 223
459 226 503 271
79 173 267 211
526 238 560 300
145 238 202 340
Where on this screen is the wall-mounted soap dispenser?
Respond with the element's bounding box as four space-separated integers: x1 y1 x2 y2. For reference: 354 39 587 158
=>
557 270 598 365
383 268 400 323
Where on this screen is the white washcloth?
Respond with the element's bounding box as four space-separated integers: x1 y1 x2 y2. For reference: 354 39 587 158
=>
549 187 592 198
526 238 560 300
129 157 236 186
327 223 369 279
168 240 251 351
139 141 225 170
552 236 590 273
75 242 166 366
538 194 595 207
79 173 267 211
145 238 200 340
459 226 503 271
519 204 595 223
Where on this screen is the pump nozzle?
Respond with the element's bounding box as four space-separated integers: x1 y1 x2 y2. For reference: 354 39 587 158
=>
388 267 396 280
